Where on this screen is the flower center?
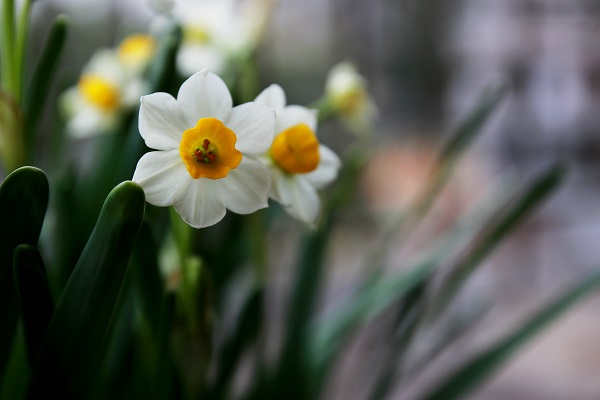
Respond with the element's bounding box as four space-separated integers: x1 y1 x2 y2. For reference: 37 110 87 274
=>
78 74 120 111
118 34 156 68
336 88 365 116
271 123 320 174
184 26 211 44
179 118 242 180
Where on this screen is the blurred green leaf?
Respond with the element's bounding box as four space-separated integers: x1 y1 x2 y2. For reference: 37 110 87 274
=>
23 14 68 153
0 166 48 379
418 269 600 400
429 163 566 319
211 286 264 398
307 236 456 396
387 85 507 252
130 222 164 334
27 181 145 398
13 244 54 364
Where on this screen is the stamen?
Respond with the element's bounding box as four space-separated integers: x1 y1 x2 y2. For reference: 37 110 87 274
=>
192 139 217 164
179 118 242 180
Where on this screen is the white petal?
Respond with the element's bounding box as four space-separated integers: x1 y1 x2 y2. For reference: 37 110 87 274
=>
176 44 227 78
304 145 341 189
254 84 286 109
271 171 320 226
276 105 317 132
218 156 270 214
139 93 188 150
177 69 232 127
226 102 275 155
173 179 227 229
132 150 190 206
66 107 116 138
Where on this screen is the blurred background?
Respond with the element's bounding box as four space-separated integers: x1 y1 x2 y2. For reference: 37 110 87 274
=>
24 0 600 399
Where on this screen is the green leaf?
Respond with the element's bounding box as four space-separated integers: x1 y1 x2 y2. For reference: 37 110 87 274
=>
0 166 48 379
429 163 566 319
411 85 507 224
13 244 54 364
307 236 456 396
27 181 145 399
130 222 164 335
418 269 600 400
211 286 264 398
22 15 68 153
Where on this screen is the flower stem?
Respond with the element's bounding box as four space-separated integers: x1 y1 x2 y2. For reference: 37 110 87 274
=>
14 0 32 103
1 0 16 96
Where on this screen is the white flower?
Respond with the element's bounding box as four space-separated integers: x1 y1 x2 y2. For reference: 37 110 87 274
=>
254 84 341 226
116 34 157 75
60 49 147 138
132 69 275 229
325 61 378 135
171 0 269 77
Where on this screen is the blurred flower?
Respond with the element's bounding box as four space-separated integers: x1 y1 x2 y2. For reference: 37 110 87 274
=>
117 34 156 74
133 69 275 229
325 61 378 135
60 49 147 138
170 0 273 77
255 84 341 226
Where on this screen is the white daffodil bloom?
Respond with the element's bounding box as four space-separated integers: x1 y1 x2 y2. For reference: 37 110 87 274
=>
172 0 269 77
254 84 341 226
60 49 147 138
325 61 378 135
116 34 157 75
133 69 275 229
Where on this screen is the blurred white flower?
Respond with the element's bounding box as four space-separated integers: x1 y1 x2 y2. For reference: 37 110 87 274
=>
117 34 157 74
171 0 273 77
325 61 378 135
60 49 147 138
133 69 275 229
254 84 341 226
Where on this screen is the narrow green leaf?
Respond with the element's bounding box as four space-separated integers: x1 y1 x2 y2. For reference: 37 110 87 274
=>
411 85 507 223
14 0 32 103
438 85 506 163
1 0 16 95
23 15 68 152
211 286 264 398
27 181 145 399
273 212 335 399
13 244 54 364
419 269 600 400
130 222 164 334
0 166 48 379
429 163 566 319
307 240 454 396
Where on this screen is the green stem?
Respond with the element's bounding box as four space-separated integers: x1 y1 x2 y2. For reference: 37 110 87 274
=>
169 207 198 332
310 96 337 122
246 210 268 283
1 0 16 96
14 0 32 103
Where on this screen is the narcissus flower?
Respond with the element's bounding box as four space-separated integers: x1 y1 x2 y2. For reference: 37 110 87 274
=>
170 0 271 77
255 84 341 226
325 61 378 135
117 34 157 74
133 69 275 228
60 49 147 138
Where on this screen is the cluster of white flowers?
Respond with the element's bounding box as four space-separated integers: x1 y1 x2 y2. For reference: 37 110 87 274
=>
152 0 273 77
132 69 341 228
60 34 156 138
